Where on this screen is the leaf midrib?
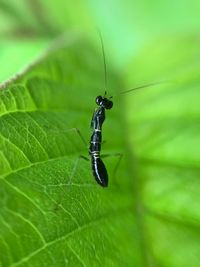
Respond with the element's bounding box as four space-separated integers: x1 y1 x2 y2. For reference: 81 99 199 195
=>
10 206 132 267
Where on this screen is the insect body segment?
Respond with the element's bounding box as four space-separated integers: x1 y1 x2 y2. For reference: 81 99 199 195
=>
88 32 166 187
89 96 113 187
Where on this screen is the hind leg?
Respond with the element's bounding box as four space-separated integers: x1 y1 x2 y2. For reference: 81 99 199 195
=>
101 153 123 185
46 126 89 184
67 155 89 185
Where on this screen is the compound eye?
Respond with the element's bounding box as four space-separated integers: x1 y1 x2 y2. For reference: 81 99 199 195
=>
106 100 113 109
96 96 102 105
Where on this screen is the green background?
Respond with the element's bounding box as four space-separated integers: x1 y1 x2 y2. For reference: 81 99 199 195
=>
0 1 200 266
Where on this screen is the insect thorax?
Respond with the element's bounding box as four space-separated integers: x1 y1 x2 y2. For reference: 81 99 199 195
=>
93 107 105 129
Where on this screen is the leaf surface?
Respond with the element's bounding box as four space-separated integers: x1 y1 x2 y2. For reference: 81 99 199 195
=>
125 36 200 267
0 37 140 267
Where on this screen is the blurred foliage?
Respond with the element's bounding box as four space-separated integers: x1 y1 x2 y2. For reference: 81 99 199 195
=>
1 0 200 77
0 0 200 267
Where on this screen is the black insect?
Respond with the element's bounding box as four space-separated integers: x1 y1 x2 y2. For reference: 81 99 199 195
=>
89 83 164 187
89 93 113 187
88 33 166 187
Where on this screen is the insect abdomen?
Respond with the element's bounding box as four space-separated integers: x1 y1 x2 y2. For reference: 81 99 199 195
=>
91 157 108 187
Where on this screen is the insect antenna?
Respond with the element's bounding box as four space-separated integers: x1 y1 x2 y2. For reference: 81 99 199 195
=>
110 81 172 99
97 30 108 93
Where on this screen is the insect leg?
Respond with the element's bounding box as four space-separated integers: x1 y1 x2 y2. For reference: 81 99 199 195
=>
67 155 89 185
101 153 123 184
45 126 89 185
63 127 88 147
44 125 88 148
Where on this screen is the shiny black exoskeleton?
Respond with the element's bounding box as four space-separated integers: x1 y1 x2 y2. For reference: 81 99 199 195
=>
89 95 113 187
88 82 163 186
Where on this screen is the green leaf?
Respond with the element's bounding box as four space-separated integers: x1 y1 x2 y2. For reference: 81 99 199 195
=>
125 36 200 267
1 12 200 267
1 0 200 265
0 39 49 83
0 37 140 267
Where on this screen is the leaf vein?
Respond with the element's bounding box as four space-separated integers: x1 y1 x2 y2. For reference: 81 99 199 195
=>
11 209 129 267
8 113 49 159
67 243 86 267
2 179 46 216
6 208 46 245
0 133 31 164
